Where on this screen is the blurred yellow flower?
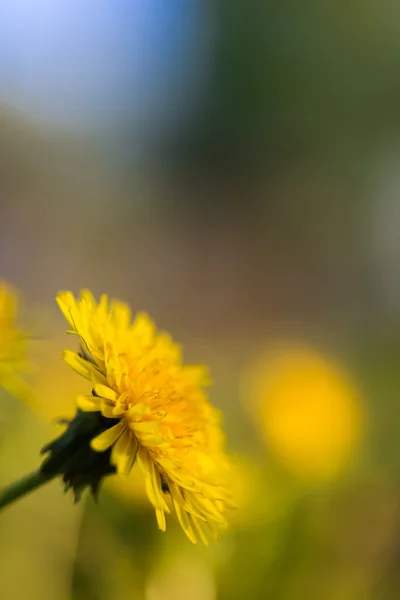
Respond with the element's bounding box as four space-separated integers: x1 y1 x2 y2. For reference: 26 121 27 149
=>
244 344 364 482
32 337 80 422
0 281 32 402
57 290 234 544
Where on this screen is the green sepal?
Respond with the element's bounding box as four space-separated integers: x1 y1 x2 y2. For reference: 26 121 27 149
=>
40 409 119 502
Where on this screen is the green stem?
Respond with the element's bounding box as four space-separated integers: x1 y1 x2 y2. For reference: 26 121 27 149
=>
0 470 54 512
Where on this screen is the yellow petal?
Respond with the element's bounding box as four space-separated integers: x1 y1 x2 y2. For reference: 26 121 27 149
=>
155 508 166 532
190 514 210 546
112 405 126 417
137 433 171 448
56 291 78 330
92 370 109 388
91 421 126 452
169 484 204 520
110 430 133 474
189 494 226 525
80 289 97 309
137 448 170 512
133 420 160 433
111 301 131 329
132 312 155 345
148 460 170 512
77 394 101 411
63 350 93 380
93 382 116 401
101 401 117 419
127 402 150 420
123 436 139 476
173 499 197 544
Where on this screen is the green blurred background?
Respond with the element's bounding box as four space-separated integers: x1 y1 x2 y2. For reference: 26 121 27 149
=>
1 2 400 598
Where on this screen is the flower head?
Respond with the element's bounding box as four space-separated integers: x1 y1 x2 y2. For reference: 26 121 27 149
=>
55 290 233 543
0 281 32 402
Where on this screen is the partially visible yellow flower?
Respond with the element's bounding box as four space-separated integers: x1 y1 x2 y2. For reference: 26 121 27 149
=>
244 344 364 482
56 290 234 544
0 281 32 402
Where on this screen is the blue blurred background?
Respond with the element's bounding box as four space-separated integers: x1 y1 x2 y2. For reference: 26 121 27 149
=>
1 2 400 599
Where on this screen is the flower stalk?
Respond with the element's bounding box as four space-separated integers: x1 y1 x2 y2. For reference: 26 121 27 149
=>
0 470 54 512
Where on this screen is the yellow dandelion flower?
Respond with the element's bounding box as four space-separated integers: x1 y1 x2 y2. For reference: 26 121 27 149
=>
55 289 234 544
244 344 364 483
0 281 32 402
